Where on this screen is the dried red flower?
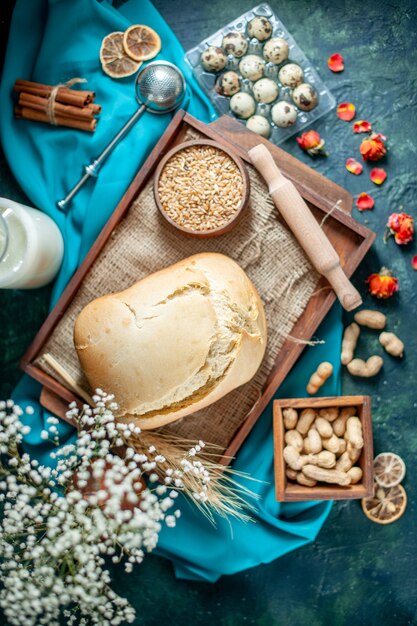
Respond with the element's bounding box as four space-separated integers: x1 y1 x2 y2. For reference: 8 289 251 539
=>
386 212 414 245
353 120 372 133
296 130 328 156
412 255 417 270
356 192 375 211
337 102 356 121
328 53 344 72
346 158 363 175
370 168 387 185
366 267 399 299
360 133 387 162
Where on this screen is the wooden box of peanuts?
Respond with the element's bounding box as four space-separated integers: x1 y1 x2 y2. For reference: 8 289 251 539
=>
273 396 374 501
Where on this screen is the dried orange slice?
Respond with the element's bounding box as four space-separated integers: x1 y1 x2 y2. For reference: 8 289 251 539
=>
100 32 142 78
374 452 406 488
362 483 407 525
123 25 161 61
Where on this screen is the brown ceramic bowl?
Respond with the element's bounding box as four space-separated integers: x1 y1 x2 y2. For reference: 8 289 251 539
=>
153 139 250 238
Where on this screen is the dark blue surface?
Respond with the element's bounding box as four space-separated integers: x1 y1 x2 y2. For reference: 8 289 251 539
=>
1 0 417 624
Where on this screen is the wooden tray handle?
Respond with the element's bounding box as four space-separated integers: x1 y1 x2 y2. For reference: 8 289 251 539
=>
248 144 362 312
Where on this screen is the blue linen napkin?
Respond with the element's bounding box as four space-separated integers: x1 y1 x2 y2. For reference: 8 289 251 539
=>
1 0 338 583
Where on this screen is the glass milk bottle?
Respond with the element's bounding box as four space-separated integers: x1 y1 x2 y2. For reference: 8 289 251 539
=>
0 198 64 289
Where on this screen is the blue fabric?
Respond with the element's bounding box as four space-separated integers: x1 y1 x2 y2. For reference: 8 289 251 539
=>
1 0 339 583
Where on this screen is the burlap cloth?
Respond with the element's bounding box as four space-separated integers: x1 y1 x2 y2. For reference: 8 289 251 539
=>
36 129 319 454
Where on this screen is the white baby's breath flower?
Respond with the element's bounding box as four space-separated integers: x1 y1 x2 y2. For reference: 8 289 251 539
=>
0 392 217 626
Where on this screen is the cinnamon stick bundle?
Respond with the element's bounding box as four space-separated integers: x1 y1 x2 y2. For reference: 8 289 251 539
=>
14 79 95 107
13 78 101 132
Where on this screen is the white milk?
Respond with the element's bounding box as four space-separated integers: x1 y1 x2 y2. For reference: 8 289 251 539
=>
0 198 64 289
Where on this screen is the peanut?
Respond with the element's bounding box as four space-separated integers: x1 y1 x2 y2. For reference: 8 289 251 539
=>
319 407 339 422
315 417 333 439
338 438 347 454
345 416 364 449
379 331 404 358
347 442 362 463
333 407 356 436
347 355 383 377
341 322 360 365
296 408 317 435
309 450 336 469
296 472 317 487
286 468 298 481
304 428 322 454
322 434 341 454
284 429 304 452
306 362 333 395
283 445 308 471
302 465 351 486
347 466 363 484
354 309 386 330
335 451 354 472
283 407 298 430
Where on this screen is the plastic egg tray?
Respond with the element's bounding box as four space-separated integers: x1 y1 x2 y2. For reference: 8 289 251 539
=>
185 3 335 145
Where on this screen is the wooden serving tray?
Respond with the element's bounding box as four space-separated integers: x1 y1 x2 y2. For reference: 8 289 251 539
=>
21 111 375 465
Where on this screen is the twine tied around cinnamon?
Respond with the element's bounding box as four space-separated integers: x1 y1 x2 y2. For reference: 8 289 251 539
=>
46 77 87 125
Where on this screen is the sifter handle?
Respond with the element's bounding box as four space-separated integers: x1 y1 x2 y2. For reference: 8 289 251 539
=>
248 144 362 312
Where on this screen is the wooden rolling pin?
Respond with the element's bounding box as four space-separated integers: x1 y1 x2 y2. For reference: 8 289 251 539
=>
248 144 362 312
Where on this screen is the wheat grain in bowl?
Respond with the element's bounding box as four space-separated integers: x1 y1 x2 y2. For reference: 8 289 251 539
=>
155 141 248 236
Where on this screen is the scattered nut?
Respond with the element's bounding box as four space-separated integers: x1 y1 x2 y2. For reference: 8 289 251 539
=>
306 362 333 394
341 322 360 365
354 309 386 329
379 331 404 358
347 355 383 377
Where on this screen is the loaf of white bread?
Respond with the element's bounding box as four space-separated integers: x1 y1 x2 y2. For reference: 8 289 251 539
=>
74 253 267 429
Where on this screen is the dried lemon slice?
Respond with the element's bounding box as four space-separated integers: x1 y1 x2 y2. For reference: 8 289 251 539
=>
100 32 142 78
123 25 161 61
362 483 407 524
374 452 406 488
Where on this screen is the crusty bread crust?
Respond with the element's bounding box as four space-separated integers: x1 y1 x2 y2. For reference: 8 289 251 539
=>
74 253 267 428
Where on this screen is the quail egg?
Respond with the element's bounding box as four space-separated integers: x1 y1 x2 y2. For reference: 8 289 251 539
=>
201 46 227 72
215 71 241 96
222 31 248 58
292 82 318 111
271 101 298 127
239 54 265 81
247 16 273 42
246 115 271 138
230 92 256 119
278 63 304 88
252 78 279 104
263 37 289 65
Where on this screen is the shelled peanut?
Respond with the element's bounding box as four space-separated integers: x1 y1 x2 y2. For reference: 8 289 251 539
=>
282 406 363 487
